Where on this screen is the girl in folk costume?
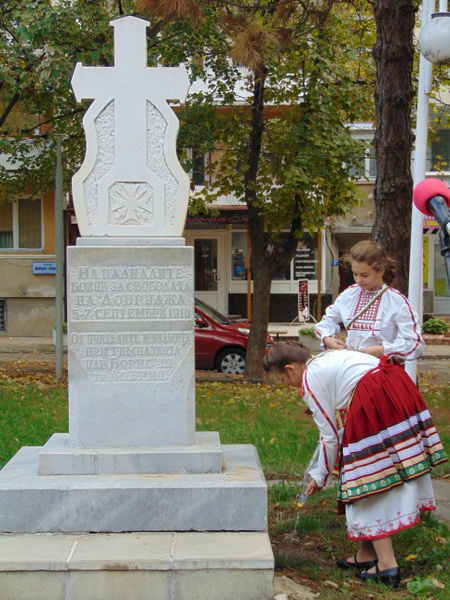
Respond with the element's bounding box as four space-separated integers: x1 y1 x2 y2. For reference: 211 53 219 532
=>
314 240 425 360
263 342 447 588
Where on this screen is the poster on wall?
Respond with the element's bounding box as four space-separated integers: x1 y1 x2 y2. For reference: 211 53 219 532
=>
233 261 246 280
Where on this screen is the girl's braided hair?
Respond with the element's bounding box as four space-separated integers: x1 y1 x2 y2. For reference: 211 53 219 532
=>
263 341 311 374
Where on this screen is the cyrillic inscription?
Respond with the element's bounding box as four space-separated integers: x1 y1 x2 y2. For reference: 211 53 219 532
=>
70 331 192 383
68 264 193 381
69 265 193 321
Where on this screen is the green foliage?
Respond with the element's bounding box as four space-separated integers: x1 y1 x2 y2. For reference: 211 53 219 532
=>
423 318 450 335
298 327 316 338
0 0 121 202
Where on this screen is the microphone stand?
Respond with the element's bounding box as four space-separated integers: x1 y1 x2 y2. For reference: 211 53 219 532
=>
438 227 450 289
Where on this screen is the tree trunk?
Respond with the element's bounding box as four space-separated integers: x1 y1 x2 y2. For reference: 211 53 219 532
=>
245 231 273 380
242 69 269 380
372 0 416 295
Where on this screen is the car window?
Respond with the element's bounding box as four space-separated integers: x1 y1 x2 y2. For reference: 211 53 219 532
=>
194 298 231 324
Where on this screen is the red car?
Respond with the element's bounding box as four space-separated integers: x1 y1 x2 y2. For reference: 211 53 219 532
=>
194 298 274 374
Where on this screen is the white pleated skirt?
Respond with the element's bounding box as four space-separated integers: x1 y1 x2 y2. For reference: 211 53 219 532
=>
345 474 436 540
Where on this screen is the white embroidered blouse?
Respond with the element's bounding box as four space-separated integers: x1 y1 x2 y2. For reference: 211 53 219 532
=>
314 284 425 360
302 351 379 488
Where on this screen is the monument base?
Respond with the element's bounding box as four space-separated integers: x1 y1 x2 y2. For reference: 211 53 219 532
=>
0 444 267 533
38 431 223 475
0 531 274 600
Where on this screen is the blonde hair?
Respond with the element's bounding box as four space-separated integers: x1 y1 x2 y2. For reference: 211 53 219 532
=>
343 240 397 285
263 341 311 374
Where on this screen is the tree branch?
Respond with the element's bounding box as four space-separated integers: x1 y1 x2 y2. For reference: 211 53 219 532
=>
0 92 20 129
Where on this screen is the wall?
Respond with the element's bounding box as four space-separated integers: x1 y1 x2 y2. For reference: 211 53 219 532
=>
0 190 58 337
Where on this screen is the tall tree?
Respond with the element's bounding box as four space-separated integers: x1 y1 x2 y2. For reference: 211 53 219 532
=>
371 0 417 294
150 0 374 377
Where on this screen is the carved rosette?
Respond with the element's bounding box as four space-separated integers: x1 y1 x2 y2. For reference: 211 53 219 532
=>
109 182 154 226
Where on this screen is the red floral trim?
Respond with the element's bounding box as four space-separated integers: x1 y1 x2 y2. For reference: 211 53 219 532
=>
347 505 436 541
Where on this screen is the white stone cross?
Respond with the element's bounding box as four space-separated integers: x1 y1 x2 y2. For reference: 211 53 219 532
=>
71 16 190 239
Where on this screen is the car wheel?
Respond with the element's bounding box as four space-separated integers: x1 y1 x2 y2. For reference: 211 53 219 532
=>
216 348 246 374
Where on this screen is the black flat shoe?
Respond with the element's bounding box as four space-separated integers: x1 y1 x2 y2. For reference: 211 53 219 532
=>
356 564 401 588
336 554 378 570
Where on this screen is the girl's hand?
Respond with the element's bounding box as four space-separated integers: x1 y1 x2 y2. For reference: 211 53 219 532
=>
306 479 322 496
323 337 347 350
358 345 384 357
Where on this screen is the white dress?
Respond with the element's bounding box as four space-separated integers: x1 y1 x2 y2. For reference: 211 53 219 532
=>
303 351 442 541
314 285 425 360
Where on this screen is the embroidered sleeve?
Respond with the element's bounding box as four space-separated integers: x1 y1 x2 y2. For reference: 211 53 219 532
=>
382 291 425 360
303 372 340 488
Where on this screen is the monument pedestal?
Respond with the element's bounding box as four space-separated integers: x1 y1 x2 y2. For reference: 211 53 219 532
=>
0 444 267 533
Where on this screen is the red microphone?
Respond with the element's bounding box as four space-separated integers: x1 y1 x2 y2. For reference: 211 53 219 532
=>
413 178 450 236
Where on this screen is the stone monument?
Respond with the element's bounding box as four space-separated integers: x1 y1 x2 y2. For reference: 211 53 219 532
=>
0 16 274 599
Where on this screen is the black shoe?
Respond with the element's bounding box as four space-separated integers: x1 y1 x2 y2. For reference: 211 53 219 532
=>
356 564 401 588
336 554 378 570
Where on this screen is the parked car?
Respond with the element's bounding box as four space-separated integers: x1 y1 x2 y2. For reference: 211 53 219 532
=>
194 298 274 374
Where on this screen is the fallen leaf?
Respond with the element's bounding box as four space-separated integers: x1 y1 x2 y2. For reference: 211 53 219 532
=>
406 554 418 561
430 577 446 590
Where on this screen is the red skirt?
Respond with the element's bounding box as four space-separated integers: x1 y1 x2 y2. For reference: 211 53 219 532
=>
338 357 447 505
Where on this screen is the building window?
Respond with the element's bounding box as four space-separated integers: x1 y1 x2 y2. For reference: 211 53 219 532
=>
427 129 450 172
186 148 209 186
0 300 5 331
0 198 42 250
231 231 319 282
348 146 377 180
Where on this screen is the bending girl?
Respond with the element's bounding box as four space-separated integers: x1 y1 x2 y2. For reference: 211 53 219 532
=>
263 342 447 587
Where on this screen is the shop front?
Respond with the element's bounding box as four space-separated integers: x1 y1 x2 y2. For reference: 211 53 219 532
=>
185 209 326 322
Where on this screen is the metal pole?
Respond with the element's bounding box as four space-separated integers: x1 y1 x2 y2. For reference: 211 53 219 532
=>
55 134 65 380
246 228 252 321
406 0 433 382
317 232 322 319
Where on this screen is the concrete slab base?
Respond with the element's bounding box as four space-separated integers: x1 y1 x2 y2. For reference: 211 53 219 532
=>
38 431 223 475
0 531 274 600
0 444 267 533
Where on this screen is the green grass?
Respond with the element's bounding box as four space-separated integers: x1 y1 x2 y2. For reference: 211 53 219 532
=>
196 381 320 479
0 381 67 469
1 377 449 599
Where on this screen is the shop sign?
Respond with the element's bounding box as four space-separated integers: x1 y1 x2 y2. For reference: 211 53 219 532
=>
186 213 249 225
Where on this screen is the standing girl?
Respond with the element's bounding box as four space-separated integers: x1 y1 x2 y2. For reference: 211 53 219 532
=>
314 240 424 360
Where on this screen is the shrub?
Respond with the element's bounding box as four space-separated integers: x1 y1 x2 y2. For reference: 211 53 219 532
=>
298 327 317 338
422 317 450 335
